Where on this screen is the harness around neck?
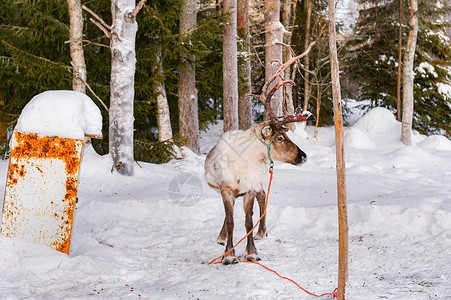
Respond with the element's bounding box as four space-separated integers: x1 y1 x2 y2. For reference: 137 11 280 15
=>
259 136 275 170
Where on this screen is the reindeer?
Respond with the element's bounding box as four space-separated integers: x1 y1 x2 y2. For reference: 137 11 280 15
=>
204 44 315 264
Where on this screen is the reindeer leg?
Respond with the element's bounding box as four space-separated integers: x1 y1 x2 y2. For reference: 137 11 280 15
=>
244 191 260 262
221 186 238 265
254 189 267 240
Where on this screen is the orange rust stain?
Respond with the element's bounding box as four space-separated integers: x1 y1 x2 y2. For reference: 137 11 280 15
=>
10 131 82 177
2 131 83 254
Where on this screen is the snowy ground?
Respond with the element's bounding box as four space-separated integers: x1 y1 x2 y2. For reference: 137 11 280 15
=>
0 108 450 299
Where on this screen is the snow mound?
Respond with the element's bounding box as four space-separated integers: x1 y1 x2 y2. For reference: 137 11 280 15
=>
15 90 102 140
352 107 399 135
345 107 401 149
417 135 451 151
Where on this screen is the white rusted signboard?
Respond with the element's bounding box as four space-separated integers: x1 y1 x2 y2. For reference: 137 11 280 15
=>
1 130 84 254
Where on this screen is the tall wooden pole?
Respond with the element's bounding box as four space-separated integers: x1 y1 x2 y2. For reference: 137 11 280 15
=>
328 0 348 298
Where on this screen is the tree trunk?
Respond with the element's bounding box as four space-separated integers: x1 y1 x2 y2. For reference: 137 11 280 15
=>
329 0 348 298
151 42 173 142
237 0 252 130
264 0 283 119
67 0 86 93
178 0 200 152
397 0 403 121
314 81 322 140
302 0 312 112
401 0 418 145
223 0 239 132
109 0 138 176
282 0 295 131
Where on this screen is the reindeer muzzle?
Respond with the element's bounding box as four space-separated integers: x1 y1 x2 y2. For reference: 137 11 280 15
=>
294 148 307 165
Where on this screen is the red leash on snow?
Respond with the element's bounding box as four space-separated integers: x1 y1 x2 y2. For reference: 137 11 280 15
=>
208 169 338 299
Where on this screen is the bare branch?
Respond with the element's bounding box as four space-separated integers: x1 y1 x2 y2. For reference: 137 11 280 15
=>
82 5 111 30
70 62 109 112
129 0 147 19
89 18 111 39
64 39 110 49
81 39 110 49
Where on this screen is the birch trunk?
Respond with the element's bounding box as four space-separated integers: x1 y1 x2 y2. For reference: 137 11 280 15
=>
67 0 86 93
329 0 348 298
282 0 295 131
178 0 200 152
151 42 173 142
223 0 239 132
264 0 283 119
397 0 403 121
302 0 312 111
237 0 252 130
109 0 138 176
401 0 418 145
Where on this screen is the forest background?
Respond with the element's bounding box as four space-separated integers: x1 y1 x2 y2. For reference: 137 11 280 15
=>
0 0 450 164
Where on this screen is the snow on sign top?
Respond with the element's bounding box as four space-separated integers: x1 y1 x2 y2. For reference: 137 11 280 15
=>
15 90 102 140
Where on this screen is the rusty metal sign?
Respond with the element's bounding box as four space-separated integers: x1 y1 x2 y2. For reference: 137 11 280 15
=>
1 130 84 254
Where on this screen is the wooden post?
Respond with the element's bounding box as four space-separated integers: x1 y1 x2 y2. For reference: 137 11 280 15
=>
328 0 348 298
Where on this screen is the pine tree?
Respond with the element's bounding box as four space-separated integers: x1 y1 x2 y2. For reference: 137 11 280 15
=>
0 0 72 154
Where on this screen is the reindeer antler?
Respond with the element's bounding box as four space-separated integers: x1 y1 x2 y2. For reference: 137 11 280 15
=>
250 41 316 125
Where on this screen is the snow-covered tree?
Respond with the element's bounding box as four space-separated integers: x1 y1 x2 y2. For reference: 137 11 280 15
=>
109 0 144 176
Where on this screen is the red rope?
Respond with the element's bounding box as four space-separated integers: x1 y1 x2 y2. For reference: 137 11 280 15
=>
208 169 338 298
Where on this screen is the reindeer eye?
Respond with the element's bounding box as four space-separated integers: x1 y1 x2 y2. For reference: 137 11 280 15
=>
277 136 284 142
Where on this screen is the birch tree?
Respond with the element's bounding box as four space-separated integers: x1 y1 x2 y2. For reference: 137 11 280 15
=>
109 0 145 176
237 0 252 130
264 0 283 119
178 0 200 152
67 0 86 93
401 0 418 145
302 0 313 111
282 0 296 130
397 0 403 121
223 0 239 131
151 42 173 142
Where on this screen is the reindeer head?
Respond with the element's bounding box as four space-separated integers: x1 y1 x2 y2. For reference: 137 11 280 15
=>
252 43 316 166
257 121 307 165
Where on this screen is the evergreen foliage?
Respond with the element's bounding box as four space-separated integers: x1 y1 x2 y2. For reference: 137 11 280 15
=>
345 0 451 137
0 0 225 161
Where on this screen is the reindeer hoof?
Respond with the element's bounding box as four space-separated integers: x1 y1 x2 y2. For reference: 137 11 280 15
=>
245 253 261 262
223 256 239 265
216 238 226 245
254 232 267 240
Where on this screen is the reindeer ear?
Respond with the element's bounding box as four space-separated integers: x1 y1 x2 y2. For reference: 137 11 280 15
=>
261 125 273 140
